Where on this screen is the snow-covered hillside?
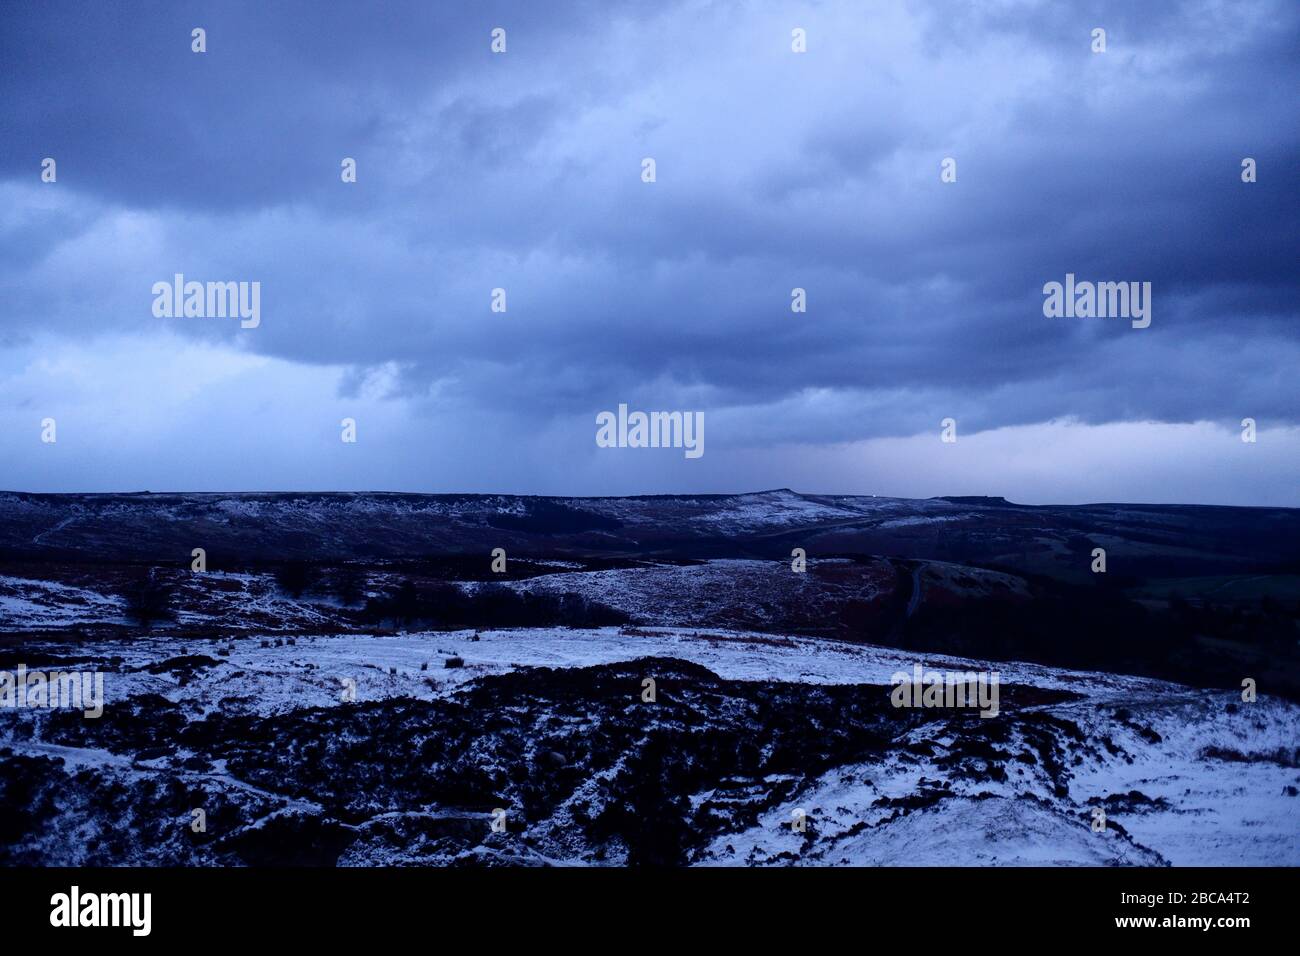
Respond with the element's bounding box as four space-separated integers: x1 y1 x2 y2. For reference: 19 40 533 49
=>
2 489 1296 867
2 626 1294 866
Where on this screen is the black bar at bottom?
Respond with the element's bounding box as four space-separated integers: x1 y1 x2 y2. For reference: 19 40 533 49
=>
0 866 1285 942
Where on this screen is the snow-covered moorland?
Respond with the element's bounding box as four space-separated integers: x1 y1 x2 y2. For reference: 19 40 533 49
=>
2 625 1295 867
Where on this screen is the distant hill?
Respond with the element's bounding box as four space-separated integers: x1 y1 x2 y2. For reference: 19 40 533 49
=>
1 489 1297 581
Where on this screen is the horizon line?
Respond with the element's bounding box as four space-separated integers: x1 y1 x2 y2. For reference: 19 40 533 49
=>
1 488 1294 511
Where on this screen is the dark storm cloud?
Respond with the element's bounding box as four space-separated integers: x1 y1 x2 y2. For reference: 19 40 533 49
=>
1 0 1297 458
0 0 606 209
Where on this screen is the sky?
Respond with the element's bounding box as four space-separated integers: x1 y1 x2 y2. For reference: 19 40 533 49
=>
1 0 1296 504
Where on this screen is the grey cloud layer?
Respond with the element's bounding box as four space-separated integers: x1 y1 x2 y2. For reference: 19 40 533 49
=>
1 0 1297 450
